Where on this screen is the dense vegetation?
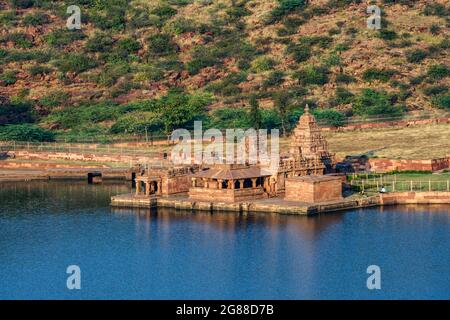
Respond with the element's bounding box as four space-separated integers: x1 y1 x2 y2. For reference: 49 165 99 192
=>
0 0 448 141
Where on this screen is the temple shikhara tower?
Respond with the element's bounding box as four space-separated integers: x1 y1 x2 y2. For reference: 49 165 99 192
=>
288 105 334 170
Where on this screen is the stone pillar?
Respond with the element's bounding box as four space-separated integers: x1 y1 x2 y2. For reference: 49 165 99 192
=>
229 180 234 189
239 179 244 189
157 180 162 195
251 178 257 188
218 179 223 189
192 178 197 188
203 178 209 188
145 182 150 196
136 181 141 194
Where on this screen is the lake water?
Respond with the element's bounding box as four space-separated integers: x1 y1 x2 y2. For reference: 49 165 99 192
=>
0 181 448 300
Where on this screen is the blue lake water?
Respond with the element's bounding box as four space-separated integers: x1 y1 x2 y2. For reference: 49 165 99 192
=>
0 180 448 300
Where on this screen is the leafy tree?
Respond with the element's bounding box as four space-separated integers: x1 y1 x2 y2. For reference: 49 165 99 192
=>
211 108 250 129
249 96 262 130
0 101 34 125
0 124 54 142
313 109 345 127
156 91 211 133
273 91 292 136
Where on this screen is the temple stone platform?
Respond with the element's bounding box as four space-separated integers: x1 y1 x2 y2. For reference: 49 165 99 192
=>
110 193 381 215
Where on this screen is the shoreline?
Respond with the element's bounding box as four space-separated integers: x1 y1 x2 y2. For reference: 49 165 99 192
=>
110 192 450 216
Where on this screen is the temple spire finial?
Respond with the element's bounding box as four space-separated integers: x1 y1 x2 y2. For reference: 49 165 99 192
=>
304 104 310 114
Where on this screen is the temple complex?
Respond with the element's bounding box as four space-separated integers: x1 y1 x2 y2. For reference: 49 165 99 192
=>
131 104 338 205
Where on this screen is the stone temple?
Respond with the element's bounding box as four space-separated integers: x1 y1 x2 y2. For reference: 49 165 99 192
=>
134 105 338 203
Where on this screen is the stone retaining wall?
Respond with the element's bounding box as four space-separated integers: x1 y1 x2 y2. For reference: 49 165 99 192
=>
0 161 109 169
380 192 450 204
10 150 157 164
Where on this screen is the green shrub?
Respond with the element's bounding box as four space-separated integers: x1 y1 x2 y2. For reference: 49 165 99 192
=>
251 56 277 72
285 44 311 62
96 63 130 86
147 33 178 56
0 10 17 27
263 71 285 88
423 3 449 17
377 29 397 41
85 33 114 52
353 89 404 117
423 85 448 96
363 68 397 82
406 49 428 63
0 124 54 141
331 87 354 105
294 65 329 85
0 70 18 86
23 11 49 26
430 24 440 35
409 75 426 85
431 94 450 109
206 72 246 97
45 29 85 47
39 91 70 108
117 37 141 53
269 0 307 23
427 64 450 80
28 65 52 76
54 53 97 73
3 33 33 48
165 18 197 35
90 6 127 30
151 5 177 20
299 36 332 48
336 73 355 84
10 0 34 9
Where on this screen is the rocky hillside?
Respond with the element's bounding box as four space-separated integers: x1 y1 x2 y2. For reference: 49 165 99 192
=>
0 0 449 140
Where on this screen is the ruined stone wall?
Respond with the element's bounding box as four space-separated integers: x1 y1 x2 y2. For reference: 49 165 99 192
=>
368 158 449 173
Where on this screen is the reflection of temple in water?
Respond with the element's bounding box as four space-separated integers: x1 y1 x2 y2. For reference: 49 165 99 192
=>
112 206 346 240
